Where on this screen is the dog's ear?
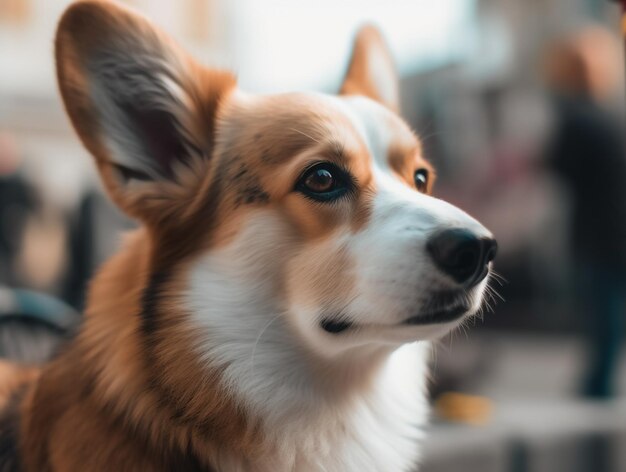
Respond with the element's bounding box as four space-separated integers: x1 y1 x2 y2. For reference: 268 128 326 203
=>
340 25 399 112
55 0 236 222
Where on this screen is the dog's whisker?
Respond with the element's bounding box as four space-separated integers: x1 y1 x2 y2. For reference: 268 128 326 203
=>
485 283 505 303
489 270 508 286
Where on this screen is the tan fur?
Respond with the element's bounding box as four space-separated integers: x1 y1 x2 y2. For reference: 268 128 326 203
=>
0 362 38 410
211 93 379 240
340 25 400 111
14 231 264 471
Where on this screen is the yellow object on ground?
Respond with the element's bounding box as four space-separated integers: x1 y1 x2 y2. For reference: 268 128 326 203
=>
435 392 493 426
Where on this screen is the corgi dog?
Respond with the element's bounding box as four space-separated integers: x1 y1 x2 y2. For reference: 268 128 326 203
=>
0 1 497 471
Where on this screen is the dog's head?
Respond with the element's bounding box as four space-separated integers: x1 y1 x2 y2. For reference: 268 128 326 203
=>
56 1 496 361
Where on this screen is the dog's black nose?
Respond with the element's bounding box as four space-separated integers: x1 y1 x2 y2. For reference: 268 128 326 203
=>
427 229 497 287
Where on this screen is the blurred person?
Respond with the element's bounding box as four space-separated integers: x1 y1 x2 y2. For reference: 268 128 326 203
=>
543 26 626 398
0 134 77 366
0 133 69 295
0 132 38 286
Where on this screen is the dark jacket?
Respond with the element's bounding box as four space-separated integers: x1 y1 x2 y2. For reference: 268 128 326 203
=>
548 95 626 271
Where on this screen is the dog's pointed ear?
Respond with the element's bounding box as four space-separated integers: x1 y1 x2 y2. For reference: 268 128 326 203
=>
340 25 399 112
55 0 236 222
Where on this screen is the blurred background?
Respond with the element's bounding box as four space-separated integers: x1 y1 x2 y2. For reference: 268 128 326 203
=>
1 0 625 471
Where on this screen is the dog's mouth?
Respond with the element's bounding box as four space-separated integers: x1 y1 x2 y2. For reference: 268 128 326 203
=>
320 290 471 334
402 290 470 325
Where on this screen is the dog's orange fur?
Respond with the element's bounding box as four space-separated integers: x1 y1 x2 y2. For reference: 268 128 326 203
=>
12 230 266 471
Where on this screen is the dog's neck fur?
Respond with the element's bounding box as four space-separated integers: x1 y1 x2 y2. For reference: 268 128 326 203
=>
26 229 429 471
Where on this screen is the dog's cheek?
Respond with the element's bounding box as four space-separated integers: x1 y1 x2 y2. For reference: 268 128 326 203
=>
278 195 348 241
284 233 357 326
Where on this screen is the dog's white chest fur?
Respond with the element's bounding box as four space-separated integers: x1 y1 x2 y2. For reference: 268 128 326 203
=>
211 341 430 472
262 343 431 472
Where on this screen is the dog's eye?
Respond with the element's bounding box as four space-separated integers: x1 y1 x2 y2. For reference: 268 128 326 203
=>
296 163 353 202
414 168 429 192
305 168 335 193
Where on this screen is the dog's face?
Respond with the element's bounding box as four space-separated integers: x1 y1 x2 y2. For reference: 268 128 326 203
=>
56 2 495 361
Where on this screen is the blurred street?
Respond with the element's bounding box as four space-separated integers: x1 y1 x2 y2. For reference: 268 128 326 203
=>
423 332 626 472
